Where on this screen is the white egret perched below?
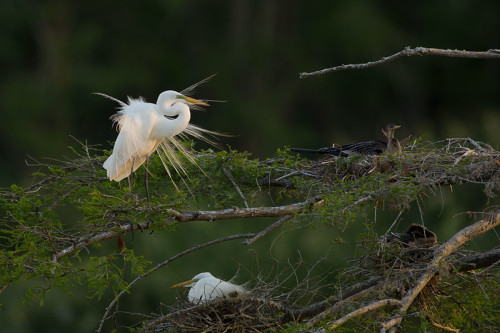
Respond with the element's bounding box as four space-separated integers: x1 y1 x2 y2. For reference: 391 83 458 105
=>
171 272 247 304
99 80 222 192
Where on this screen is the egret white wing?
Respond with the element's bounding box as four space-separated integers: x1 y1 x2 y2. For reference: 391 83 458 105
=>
103 99 161 181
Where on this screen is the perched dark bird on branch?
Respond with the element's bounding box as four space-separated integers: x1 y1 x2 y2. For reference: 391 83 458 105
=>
291 124 402 157
384 224 437 248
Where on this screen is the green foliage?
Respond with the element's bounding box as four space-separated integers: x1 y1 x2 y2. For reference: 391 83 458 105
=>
0 138 499 332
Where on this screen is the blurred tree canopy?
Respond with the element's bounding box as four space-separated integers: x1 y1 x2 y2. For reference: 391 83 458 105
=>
0 0 499 332
1 0 499 186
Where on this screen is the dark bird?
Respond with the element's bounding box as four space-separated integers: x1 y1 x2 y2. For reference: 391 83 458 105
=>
384 224 437 248
291 124 402 157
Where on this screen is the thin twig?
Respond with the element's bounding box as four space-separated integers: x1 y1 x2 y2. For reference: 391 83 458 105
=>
96 233 256 333
300 47 500 79
243 215 295 245
222 167 249 208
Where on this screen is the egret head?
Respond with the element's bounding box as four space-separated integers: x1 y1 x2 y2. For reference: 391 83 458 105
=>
170 272 214 289
157 90 209 116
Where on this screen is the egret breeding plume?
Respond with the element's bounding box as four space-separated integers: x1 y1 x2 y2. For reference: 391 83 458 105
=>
171 272 247 304
99 78 221 190
291 124 402 157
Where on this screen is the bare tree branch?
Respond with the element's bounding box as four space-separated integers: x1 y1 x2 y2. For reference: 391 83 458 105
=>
174 196 321 223
300 47 500 79
329 299 401 330
455 248 500 272
54 197 321 262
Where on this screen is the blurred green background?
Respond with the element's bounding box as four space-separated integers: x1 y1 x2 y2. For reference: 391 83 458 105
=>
1 1 499 332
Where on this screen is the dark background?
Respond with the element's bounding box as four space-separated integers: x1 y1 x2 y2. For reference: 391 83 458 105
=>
1 1 499 332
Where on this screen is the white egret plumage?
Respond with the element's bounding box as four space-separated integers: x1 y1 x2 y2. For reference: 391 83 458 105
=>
99 79 221 190
171 272 247 304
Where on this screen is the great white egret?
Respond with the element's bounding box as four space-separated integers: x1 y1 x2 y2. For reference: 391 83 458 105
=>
171 272 247 304
384 224 437 248
99 81 221 191
291 124 402 156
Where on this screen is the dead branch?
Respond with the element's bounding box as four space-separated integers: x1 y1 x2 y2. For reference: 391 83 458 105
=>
454 248 500 272
329 299 401 330
174 196 321 222
54 197 321 262
300 47 500 78
52 221 149 262
380 210 500 332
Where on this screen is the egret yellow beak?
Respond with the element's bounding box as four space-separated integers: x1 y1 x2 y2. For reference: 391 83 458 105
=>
170 280 194 288
183 96 209 106
393 125 401 130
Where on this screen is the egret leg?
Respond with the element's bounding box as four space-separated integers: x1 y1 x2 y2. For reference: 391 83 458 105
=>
144 156 151 203
128 158 135 198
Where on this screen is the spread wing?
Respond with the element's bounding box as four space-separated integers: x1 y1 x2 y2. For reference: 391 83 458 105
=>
103 98 160 181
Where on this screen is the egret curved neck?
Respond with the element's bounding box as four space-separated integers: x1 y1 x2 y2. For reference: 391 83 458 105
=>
150 110 190 139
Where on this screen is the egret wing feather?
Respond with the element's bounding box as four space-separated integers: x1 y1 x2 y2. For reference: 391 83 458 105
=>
103 98 161 181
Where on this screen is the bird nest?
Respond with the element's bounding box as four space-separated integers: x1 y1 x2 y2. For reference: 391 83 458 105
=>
145 297 285 332
141 261 336 332
295 137 500 187
351 239 440 303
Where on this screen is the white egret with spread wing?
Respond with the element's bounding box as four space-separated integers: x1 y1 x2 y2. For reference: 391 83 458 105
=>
99 79 221 194
171 272 247 304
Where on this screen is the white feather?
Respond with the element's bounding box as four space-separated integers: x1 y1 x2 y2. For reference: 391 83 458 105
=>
101 89 223 183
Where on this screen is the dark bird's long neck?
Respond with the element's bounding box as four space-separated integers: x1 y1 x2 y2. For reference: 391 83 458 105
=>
289 148 328 154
